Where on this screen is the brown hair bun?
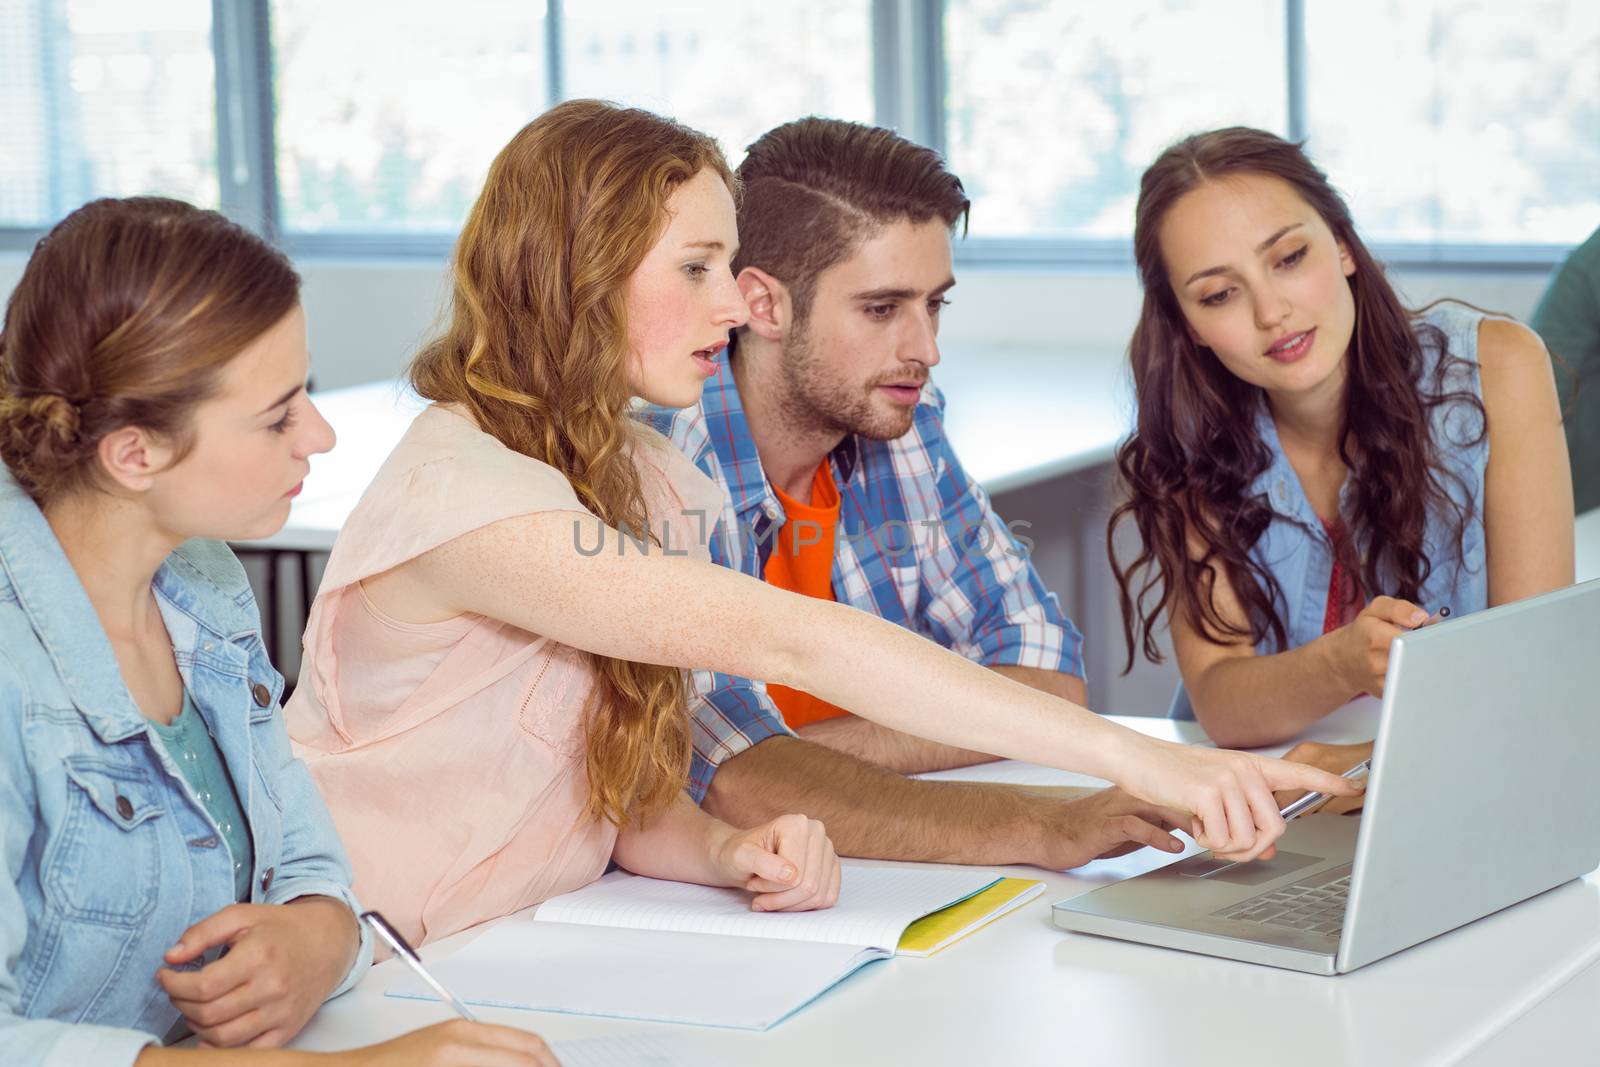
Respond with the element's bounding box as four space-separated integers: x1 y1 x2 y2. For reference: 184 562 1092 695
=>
0 391 88 499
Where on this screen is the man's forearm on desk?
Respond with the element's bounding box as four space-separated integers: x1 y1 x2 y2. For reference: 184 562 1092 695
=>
794 715 999 774
702 736 1038 863
988 663 1087 708
703 737 1186 868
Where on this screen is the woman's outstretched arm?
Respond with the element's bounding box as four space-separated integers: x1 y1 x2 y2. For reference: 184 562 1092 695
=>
368 508 1358 861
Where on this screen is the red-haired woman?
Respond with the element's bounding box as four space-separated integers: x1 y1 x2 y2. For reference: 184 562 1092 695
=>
1111 128 1573 759
0 199 555 1065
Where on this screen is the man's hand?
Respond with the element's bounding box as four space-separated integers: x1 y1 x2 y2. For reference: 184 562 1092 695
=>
1022 787 1191 870
157 896 359 1048
1275 740 1374 817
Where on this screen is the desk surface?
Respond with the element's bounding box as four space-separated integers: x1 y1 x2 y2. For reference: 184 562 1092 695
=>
284 702 1600 1066
1461 955 1600 1065
242 345 1129 552
935 344 1130 493
1577 504 1600 583
246 362 1600 570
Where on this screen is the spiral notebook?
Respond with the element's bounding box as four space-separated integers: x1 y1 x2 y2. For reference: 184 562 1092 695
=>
388 863 1038 1030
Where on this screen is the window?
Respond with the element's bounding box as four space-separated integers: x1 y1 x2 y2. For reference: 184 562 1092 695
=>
2 0 1593 265
270 0 872 239
271 0 547 234
561 1 873 167
944 0 1286 240
1304 0 1600 247
0 0 216 228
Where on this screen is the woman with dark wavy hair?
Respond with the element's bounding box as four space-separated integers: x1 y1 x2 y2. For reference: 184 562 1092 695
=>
1111 127 1573 752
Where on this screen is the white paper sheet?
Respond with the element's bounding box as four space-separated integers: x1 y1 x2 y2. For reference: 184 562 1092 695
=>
533 862 999 951
916 760 1113 789
388 921 886 1030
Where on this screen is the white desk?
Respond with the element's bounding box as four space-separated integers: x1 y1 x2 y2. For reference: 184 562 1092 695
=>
241 345 1128 554
283 703 1600 1066
1576 505 1600 584
1460 955 1600 1065
936 344 1130 494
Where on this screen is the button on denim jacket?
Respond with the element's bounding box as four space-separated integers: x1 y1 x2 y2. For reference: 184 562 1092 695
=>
0 472 371 1066
1170 304 1490 719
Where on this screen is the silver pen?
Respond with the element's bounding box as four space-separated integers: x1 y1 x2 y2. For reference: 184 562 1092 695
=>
360 910 479 1021
1279 759 1371 823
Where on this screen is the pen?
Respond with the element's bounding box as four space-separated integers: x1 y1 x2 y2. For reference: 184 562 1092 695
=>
1420 605 1451 627
360 910 479 1022
1278 758 1371 824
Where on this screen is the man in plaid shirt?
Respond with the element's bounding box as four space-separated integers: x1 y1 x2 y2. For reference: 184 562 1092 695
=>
644 118 1184 868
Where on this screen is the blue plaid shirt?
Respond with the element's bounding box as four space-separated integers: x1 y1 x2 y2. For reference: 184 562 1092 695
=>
642 353 1085 799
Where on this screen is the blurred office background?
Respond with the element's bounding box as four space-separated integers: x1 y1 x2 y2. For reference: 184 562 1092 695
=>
2 0 1596 711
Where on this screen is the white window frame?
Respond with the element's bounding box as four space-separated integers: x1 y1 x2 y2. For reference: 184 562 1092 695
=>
0 0 1578 270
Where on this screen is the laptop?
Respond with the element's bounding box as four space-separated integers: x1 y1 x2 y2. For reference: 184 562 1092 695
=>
1052 579 1600 975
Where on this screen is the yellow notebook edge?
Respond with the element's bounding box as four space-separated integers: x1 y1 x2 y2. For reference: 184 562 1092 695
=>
896 877 1046 957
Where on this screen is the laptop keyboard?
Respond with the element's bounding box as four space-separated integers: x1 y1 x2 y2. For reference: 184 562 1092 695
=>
1213 863 1352 935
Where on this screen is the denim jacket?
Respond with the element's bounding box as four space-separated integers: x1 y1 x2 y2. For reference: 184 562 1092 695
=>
0 471 371 1066
1171 304 1490 719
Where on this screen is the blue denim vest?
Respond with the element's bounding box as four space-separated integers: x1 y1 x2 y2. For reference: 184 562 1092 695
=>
1171 304 1489 719
0 471 370 1066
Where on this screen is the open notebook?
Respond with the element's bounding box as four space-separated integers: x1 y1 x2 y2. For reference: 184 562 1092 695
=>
388 863 1040 1030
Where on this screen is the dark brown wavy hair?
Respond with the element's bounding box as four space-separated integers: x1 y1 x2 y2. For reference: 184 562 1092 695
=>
1109 127 1486 670
0 197 298 504
410 99 734 826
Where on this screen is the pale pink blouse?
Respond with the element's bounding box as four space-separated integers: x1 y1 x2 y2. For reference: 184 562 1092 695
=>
285 403 724 948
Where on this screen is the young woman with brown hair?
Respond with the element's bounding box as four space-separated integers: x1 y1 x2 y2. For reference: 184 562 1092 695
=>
286 100 1358 951
0 198 555 1066
1111 128 1573 752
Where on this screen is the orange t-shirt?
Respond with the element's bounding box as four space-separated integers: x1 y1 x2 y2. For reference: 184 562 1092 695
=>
762 461 850 729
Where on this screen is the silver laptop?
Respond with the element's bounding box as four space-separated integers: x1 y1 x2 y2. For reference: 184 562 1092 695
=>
1052 579 1600 975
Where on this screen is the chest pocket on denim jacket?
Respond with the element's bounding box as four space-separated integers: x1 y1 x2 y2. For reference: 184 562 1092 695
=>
48 758 167 924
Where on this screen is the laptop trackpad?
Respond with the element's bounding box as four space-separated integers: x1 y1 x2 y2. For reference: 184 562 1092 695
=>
1173 851 1322 886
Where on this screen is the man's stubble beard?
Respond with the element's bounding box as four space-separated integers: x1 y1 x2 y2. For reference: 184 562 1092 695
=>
777 318 918 443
